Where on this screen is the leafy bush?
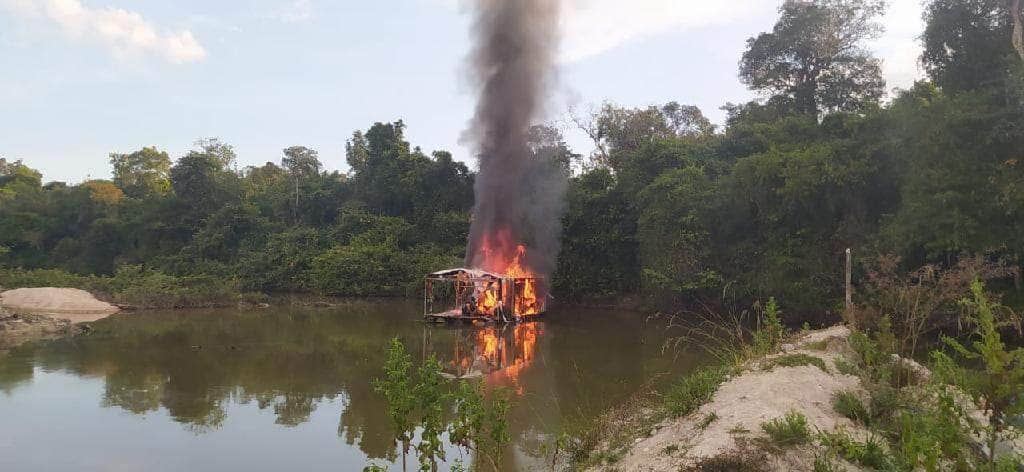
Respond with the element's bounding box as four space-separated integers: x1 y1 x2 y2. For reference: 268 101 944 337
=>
931 280 1024 469
0 266 237 308
665 365 728 417
851 254 1016 357
760 411 811 446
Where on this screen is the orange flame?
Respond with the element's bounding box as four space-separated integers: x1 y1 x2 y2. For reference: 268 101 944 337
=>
473 233 543 317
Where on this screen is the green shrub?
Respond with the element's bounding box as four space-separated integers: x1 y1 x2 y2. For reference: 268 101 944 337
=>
753 297 787 355
832 390 869 424
931 280 1024 469
760 411 811 446
891 392 971 472
0 266 237 308
762 353 828 373
666 365 728 417
819 430 893 470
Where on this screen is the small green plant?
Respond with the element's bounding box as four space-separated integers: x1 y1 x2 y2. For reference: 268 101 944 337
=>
832 390 869 424
373 338 416 457
753 297 787 355
728 424 750 434
762 353 829 373
760 411 811 446
697 412 718 431
665 365 728 417
812 452 842 472
891 392 971 472
818 429 893 470
931 280 1024 469
413 355 448 471
448 380 511 471
661 444 680 455
362 463 387 472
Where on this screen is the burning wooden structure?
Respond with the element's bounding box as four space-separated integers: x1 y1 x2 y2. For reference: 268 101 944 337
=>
424 268 545 323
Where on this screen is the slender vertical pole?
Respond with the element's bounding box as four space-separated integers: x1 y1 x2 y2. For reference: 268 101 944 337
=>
845 248 853 311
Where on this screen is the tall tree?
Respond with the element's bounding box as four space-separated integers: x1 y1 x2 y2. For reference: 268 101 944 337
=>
193 138 237 170
109 147 172 198
739 0 886 116
922 0 1019 93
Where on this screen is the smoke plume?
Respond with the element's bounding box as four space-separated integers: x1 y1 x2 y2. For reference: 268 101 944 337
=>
464 0 566 278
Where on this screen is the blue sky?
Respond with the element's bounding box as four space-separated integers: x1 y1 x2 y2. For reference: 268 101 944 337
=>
0 0 925 183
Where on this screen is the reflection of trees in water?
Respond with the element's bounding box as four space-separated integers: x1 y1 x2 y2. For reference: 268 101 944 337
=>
0 304 422 459
0 347 34 394
0 305 699 467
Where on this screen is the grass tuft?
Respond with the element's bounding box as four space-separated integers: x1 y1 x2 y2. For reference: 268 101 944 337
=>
819 430 893 470
805 339 829 351
665 365 728 417
832 390 869 424
698 412 718 431
762 353 829 373
760 411 811 446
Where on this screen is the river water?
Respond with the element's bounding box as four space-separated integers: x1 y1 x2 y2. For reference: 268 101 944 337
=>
0 300 705 471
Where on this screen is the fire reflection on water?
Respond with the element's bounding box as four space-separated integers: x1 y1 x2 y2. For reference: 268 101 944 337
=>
441 323 540 395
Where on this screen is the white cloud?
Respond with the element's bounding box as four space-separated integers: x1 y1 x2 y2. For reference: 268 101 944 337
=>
559 0 775 63
263 0 313 23
0 0 206 64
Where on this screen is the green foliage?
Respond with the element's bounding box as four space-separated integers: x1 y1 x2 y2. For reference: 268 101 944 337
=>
931 280 1024 468
373 338 512 472
448 381 511 471
762 353 829 373
832 390 869 424
0 266 236 308
753 297 786 355
373 338 416 448
818 429 893 470
665 365 727 417
413 355 447 471
0 123 473 300
760 411 811 446
890 391 972 471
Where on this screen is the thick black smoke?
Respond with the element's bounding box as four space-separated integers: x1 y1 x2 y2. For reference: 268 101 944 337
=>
464 0 566 278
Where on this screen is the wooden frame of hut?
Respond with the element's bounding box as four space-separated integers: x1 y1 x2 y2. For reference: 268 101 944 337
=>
423 268 545 323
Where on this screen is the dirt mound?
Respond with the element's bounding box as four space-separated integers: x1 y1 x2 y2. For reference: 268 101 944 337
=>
0 287 119 322
603 325 871 471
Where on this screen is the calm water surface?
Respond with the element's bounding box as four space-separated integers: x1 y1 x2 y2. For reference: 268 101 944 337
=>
0 300 705 471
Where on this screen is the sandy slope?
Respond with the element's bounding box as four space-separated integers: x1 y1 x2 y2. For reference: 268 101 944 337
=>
601 325 872 471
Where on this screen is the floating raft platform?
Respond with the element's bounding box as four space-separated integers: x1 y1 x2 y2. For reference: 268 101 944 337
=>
424 309 543 324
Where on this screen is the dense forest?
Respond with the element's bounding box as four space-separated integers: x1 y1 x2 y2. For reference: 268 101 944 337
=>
1 0 1023 315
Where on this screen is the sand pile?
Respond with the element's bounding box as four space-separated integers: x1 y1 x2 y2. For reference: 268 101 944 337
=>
0 287 119 323
600 325 871 471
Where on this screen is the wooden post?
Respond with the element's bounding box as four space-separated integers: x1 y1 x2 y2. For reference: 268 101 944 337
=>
845 248 853 311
